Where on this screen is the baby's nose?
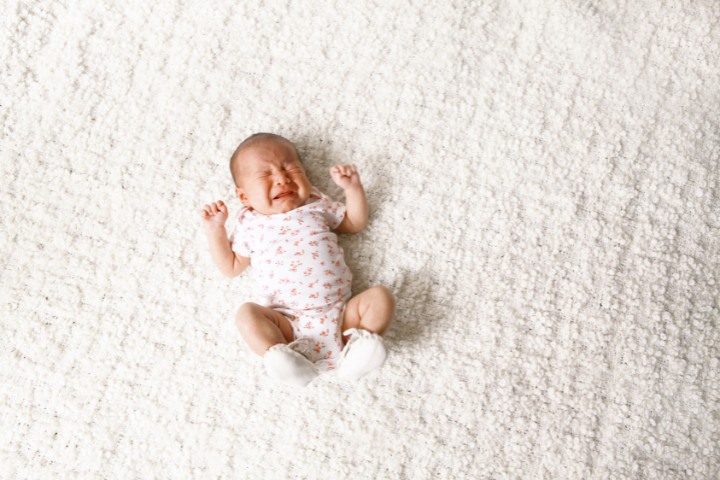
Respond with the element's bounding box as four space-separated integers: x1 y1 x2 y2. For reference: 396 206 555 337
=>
275 172 290 184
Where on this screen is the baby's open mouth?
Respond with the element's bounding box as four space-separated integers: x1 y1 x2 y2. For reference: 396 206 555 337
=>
273 191 295 200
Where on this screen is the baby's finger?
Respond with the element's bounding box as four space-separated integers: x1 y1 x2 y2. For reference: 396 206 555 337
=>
218 201 227 213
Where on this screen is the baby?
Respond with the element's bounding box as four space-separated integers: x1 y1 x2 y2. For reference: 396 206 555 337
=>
201 133 394 386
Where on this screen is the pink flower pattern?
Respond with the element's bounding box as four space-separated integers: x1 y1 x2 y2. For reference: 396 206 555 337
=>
230 189 352 372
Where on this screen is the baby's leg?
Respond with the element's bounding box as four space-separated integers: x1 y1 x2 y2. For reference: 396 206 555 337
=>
342 285 395 343
235 302 295 355
336 285 395 380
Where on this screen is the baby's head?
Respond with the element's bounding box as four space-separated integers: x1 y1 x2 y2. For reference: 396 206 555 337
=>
230 133 313 215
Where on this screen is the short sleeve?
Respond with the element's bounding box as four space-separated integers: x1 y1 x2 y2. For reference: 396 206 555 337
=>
228 210 252 257
320 193 347 230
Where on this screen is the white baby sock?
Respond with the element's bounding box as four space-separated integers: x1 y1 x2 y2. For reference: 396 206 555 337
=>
263 341 318 387
336 328 388 380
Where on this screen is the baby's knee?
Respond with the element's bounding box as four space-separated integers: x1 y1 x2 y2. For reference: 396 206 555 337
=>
372 285 395 308
235 302 260 329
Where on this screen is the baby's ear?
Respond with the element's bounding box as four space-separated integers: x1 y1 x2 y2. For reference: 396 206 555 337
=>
235 187 250 207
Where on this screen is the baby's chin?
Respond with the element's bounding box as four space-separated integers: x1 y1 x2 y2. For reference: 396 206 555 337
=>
274 205 299 214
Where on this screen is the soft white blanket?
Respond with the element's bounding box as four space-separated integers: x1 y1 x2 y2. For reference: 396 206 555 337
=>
2 1 718 478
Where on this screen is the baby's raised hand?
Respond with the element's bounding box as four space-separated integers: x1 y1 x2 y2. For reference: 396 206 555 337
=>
330 164 361 190
201 200 229 229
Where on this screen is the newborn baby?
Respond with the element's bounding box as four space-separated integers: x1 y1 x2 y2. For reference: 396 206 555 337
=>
201 133 394 386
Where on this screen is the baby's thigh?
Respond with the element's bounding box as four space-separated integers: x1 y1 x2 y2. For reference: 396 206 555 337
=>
236 302 295 343
342 286 395 331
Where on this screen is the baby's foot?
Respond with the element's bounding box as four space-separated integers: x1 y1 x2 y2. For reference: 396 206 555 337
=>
336 329 387 380
263 342 318 387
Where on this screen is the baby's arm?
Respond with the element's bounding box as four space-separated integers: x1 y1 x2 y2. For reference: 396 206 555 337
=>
330 164 368 234
200 200 250 277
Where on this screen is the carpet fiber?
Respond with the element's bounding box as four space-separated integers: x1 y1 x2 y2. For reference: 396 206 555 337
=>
2 1 719 478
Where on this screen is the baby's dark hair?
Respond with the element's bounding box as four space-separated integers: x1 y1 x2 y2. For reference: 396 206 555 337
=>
229 133 299 186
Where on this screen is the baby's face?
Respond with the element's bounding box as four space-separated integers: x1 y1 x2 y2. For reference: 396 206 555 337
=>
234 139 313 215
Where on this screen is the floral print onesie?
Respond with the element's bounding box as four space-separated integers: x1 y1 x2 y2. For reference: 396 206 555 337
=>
230 188 352 371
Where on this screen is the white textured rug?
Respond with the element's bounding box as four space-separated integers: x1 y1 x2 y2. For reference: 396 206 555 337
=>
2 1 719 478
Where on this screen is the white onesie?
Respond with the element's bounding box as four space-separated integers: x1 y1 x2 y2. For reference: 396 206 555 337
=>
230 188 352 371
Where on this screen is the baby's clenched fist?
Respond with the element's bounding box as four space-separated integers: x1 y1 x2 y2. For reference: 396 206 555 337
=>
201 200 229 228
330 164 361 190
